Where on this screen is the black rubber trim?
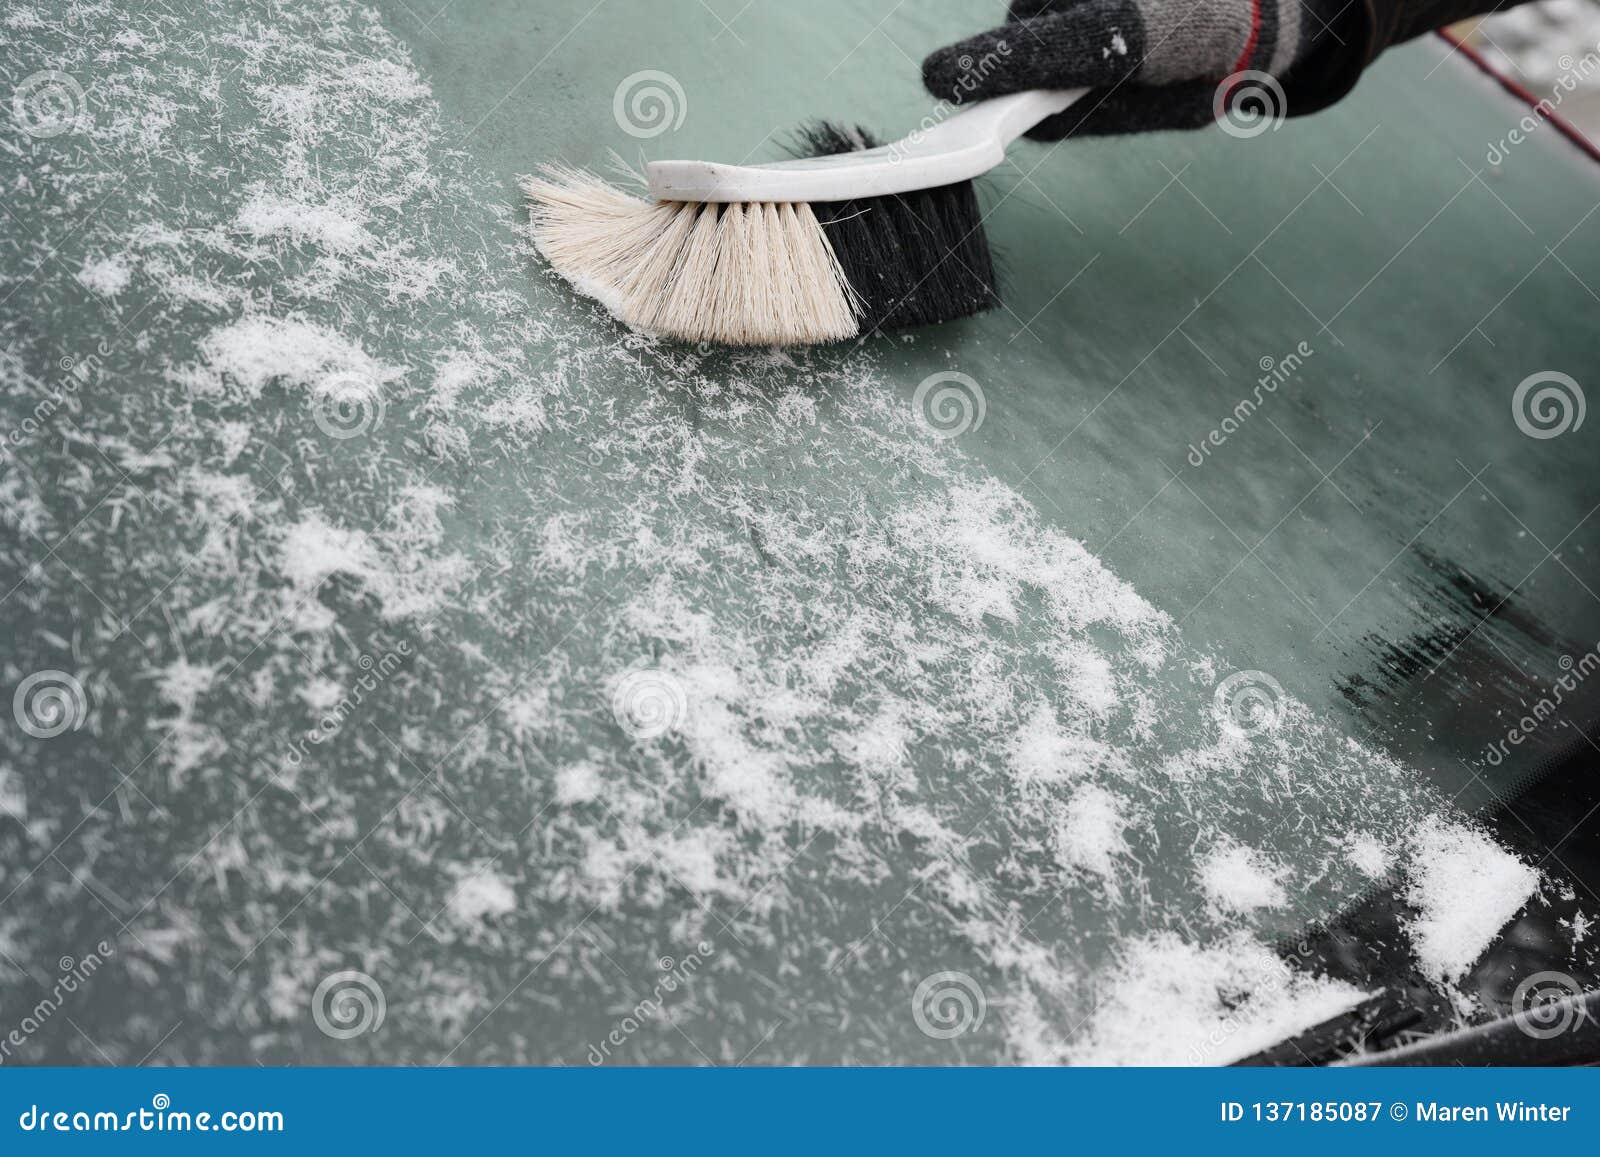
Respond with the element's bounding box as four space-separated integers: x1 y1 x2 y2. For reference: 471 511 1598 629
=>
1344 991 1600 1066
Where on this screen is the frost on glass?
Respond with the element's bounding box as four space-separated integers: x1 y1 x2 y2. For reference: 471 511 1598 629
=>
0 1 1584 1065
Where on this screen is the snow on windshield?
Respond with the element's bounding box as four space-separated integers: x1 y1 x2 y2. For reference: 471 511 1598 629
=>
0 0 1571 1064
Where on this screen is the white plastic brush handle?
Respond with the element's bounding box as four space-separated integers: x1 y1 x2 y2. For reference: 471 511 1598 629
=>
646 88 1088 204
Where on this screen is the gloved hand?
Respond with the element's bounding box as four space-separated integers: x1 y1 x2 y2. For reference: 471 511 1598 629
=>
922 0 1362 138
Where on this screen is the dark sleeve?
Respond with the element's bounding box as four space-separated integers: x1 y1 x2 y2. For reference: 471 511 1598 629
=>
1284 0 1526 117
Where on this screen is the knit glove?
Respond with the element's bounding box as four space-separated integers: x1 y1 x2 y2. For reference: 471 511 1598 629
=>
922 0 1362 138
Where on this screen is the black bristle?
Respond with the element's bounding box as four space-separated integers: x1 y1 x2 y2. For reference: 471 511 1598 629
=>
786 121 999 335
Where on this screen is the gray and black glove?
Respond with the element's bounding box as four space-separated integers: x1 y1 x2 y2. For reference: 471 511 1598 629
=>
922 0 1522 138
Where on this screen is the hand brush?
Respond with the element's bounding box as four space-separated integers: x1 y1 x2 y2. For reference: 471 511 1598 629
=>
522 88 1086 347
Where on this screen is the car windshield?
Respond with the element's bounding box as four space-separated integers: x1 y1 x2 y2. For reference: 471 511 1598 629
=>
2 0 1597 1066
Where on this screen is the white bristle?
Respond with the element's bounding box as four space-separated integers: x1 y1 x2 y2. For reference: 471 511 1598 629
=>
521 167 860 347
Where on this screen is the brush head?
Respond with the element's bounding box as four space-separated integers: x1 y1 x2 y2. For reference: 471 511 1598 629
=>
522 124 1000 347
523 165 859 347
792 123 998 335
